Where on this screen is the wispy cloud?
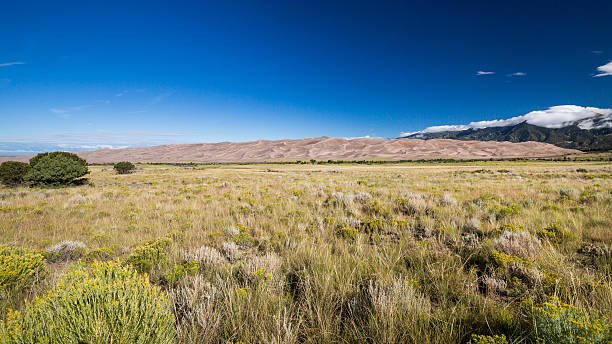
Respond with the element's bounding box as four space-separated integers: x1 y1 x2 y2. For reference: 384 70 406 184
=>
0 62 25 67
50 105 93 118
152 90 175 104
594 61 612 77
57 144 129 150
0 149 37 153
116 90 128 97
4 130 197 144
507 72 526 77
127 110 149 114
592 50 603 54
476 71 495 75
0 130 200 155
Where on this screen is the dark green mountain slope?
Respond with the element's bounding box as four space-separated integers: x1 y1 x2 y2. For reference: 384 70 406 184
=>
403 122 612 151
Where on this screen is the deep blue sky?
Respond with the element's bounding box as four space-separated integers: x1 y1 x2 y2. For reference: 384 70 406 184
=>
1 0 611 153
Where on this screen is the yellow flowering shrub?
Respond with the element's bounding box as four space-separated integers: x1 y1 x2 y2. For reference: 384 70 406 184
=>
537 223 572 244
126 237 173 273
468 334 508 344
336 226 359 240
0 260 176 344
253 267 272 280
164 260 200 286
0 245 46 293
83 247 114 262
533 296 610 344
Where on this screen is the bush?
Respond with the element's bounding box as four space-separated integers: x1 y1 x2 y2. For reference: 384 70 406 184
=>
533 296 610 344
126 237 173 273
0 245 46 293
0 161 30 186
83 247 115 262
45 240 86 263
468 334 508 344
0 260 176 344
494 230 541 259
114 161 136 174
164 261 199 286
24 152 89 186
537 223 572 244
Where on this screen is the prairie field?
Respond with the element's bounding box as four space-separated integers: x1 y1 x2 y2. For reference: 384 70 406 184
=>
1 161 611 343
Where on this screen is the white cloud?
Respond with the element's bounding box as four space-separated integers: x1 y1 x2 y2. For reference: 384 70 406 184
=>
3 130 199 145
57 144 129 150
592 50 603 54
0 131 200 154
0 62 25 67
343 135 376 139
0 149 36 153
476 71 495 75
400 105 612 137
508 72 526 76
594 61 612 77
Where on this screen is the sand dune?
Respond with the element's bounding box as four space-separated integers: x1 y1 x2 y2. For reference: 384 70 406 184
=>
0 137 579 163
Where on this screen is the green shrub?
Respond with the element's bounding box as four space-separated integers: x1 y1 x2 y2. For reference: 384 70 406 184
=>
0 245 46 293
336 226 359 240
0 260 176 344
232 224 256 247
537 223 572 244
533 296 610 344
125 237 173 273
114 161 136 174
493 203 521 219
164 260 199 286
24 151 89 186
468 334 508 344
0 161 30 186
361 218 383 234
83 247 115 262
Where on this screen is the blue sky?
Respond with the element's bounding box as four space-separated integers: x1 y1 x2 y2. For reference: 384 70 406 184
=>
1 0 611 154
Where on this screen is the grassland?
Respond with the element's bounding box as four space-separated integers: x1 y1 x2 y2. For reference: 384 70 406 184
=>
1 161 611 343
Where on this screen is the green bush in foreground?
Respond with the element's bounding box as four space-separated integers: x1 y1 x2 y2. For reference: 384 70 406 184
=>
114 161 136 174
0 260 176 344
0 245 46 293
24 151 89 186
0 161 30 186
533 297 610 344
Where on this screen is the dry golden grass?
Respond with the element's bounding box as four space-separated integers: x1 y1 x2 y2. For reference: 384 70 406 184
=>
1 160 611 343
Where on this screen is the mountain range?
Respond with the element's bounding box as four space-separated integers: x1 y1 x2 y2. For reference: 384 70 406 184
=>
0 137 577 164
401 109 612 151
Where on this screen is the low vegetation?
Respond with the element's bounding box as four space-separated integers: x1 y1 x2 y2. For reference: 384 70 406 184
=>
114 161 136 174
0 152 89 187
24 151 89 186
0 260 176 343
0 161 30 186
0 160 610 343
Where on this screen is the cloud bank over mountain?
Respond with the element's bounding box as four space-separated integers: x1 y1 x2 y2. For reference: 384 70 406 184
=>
400 105 612 137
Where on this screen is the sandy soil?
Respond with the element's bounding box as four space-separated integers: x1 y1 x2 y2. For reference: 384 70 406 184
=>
0 137 579 163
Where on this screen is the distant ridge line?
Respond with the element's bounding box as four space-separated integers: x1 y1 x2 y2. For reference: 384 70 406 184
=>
0 137 579 164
